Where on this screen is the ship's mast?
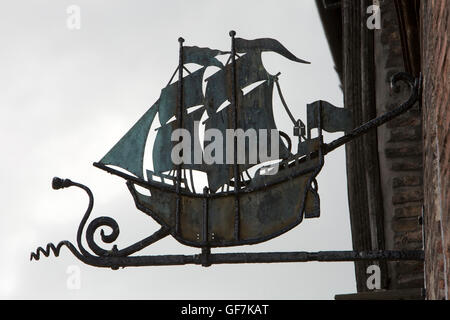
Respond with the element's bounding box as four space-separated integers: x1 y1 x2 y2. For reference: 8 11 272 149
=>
175 37 185 236
229 30 241 241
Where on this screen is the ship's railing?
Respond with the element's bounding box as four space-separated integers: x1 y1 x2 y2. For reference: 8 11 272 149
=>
146 170 189 191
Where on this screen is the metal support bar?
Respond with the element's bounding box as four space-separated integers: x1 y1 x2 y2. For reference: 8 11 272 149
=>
41 250 423 269
204 250 424 264
324 73 421 155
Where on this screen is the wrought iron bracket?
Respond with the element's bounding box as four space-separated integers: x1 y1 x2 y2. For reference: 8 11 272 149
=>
30 71 423 269
30 177 423 269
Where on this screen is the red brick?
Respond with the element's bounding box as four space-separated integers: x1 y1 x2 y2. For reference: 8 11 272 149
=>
392 217 421 233
394 205 422 218
422 0 450 299
385 145 423 158
392 188 424 204
393 176 422 188
391 158 423 171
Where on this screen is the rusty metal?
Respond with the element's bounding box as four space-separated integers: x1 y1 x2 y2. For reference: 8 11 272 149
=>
323 72 421 155
307 100 353 134
30 177 423 268
31 32 423 269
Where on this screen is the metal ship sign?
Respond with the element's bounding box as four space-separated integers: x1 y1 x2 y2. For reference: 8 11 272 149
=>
31 32 423 268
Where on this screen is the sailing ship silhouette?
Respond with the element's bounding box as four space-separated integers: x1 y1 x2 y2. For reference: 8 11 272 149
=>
93 32 351 247
31 31 420 266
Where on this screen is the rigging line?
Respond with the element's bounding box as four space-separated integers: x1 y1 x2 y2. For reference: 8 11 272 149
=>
167 66 180 87
225 54 232 66
274 76 297 125
189 169 196 194
244 170 252 181
225 53 242 66
183 66 192 75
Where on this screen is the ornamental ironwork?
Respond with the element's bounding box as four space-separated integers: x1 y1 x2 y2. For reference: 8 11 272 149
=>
31 32 423 269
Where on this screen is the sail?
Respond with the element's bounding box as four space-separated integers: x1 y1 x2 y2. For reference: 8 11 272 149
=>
153 65 208 174
153 107 205 174
183 46 225 68
99 67 206 179
205 79 291 192
234 37 310 64
99 38 305 192
158 67 206 125
99 101 159 179
204 51 271 116
307 100 353 134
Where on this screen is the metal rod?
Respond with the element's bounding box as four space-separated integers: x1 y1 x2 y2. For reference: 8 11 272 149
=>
54 250 424 269
183 66 192 75
202 187 209 245
274 76 297 125
324 73 421 155
188 169 196 193
205 250 424 264
166 66 179 87
229 30 241 241
115 227 171 257
175 37 185 235
93 158 317 199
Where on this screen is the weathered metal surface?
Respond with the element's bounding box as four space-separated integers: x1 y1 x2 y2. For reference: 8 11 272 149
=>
307 100 353 134
323 72 421 155
157 67 205 125
129 154 321 247
183 46 226 68
31 31 423 270
297 137 321 158
206 78 290 191
234 37 311 64
30 244 424 268
102 34 311 192
153 107 205 174
32 66 422 265
99 101 159 179
204 52 270 115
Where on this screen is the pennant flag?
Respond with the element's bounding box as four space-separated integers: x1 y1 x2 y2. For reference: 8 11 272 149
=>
307 100 353 134
234 37 310 64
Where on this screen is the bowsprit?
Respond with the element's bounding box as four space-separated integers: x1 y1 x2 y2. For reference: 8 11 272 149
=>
31 31 424 268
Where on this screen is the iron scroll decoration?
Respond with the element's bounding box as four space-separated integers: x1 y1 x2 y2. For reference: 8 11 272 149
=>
31 32 424 269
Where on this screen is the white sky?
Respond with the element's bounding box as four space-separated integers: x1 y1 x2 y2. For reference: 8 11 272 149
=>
0 0 355 299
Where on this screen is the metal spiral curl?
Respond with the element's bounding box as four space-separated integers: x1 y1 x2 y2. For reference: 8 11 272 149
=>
323 72 422 155
30 241 76 261
86 217 120 257
30 177 169 269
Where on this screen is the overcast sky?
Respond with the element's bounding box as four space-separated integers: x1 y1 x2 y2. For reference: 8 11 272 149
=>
0 0 355 299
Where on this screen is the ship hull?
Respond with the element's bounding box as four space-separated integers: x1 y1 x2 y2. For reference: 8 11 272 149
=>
127 155 323 248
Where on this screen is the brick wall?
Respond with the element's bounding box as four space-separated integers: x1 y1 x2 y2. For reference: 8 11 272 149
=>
375 0 424 291
421 0 450 300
